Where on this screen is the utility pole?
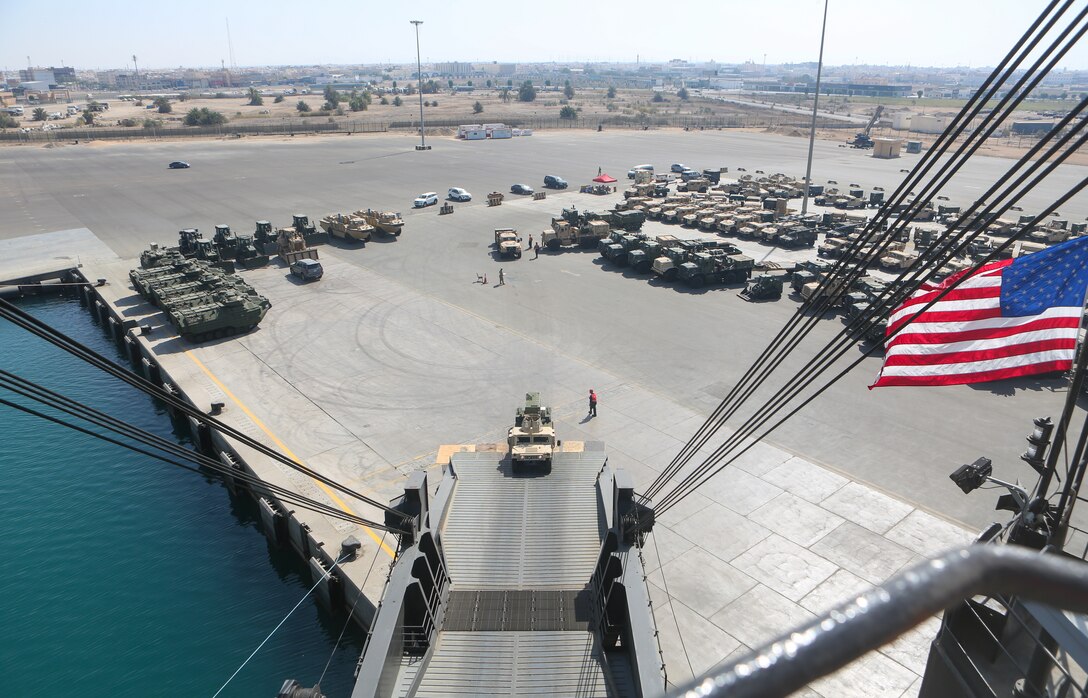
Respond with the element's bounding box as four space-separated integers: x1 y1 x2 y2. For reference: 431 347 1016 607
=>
411 20 430 150
801 0 829 217
132 54 139 93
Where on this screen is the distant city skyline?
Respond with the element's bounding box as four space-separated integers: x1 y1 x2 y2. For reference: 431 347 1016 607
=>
2 0 1086 72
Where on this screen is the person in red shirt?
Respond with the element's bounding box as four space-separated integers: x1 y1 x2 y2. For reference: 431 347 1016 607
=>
588 389 597 417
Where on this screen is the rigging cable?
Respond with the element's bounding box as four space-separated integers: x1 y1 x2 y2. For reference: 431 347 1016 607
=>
211 554 350 698
645 0 1081 499
646 5 1088 503
0 297 410 524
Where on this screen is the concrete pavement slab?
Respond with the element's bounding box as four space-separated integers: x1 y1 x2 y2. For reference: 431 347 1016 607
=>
651 547 757 618
810 521 918 584
885 510 976 558
668 502 772 562
730 534 838 601
809 649 919 698
821 481 915 535
710 584 816 649
749 492 846 547
800 568 874 615
764 456 850 504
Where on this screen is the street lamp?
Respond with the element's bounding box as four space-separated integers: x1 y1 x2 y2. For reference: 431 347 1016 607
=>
410 20 430 151
801 0 829 216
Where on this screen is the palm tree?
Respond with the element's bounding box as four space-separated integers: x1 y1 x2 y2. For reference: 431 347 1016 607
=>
32 107 47 121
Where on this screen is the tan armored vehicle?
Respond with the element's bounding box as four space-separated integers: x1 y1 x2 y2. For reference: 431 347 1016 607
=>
508 392 557 470
320 213 374 243
494 228 523 259
355 209 404 237
880 249 919 271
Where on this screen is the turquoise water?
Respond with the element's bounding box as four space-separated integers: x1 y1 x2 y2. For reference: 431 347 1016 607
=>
0 295 365 697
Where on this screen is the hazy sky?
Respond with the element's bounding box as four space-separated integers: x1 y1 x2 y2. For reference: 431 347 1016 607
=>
2 0 1086 71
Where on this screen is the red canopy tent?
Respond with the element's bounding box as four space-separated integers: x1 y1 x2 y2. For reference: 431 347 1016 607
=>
592 174 617 183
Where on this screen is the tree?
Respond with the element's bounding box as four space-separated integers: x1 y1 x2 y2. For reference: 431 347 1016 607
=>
0 113 18 129
177 92 190 102
405 84 416 96
517 80 537 102
448 79 454 89
559 105 577 119
917 90 924 99
607 85 616 99
500 88 511 103
392 80 397 90
563 82 575 100
296 100 311 113
506 79 513 87
82 109 95 125
324 85 340 104
379 97 389 105
32 108 47 121
677 87 689 100
247 87 263 106
545 79 551 87
423 100 431 107
274 95 284 103
431 99 438 106
486 79 492 88
154 97 172 114
184 107 226 126
651 92 665 103
422 79 440 94
393 96 403 107
349 94 367 111
142 118 161 129
472 101 483 114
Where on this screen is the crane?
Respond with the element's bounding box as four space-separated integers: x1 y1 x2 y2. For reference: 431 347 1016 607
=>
849 105 884 148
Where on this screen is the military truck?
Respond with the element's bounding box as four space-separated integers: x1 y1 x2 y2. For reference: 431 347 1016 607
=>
879 249 919 271
543 213 609 250
508 392 557 471
777 225 818 248
651 239 711 282
678 251 755 288
321 213 374 243
800 271 853 307
598 231 648 266
627 235 680 274
356 209 404 237
494 228 522 259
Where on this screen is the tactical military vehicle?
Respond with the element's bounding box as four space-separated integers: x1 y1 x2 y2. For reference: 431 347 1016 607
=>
739 271 790 301
678 251 755 288
494 228 522 259
168 292 270 342
508 392 556 470
598 231 648 266
627 234 681 274
276 229 319 265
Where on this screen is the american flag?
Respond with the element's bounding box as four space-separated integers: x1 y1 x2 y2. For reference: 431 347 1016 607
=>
872 236 1088 388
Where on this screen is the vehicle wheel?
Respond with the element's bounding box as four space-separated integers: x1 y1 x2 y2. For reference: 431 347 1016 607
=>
663 268 678 282
634 261 651 274
546 240 560 251
213 328 225 339
688 275 704 289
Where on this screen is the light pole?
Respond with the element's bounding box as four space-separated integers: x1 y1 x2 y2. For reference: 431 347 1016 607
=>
410 20 430 150
801 0 829 216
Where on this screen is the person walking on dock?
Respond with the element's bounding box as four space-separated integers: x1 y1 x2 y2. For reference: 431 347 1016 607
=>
527 233 533 250
588 389 597 417
498 268 505 286
534 243 540 259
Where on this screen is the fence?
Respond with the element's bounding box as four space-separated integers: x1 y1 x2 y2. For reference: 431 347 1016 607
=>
0 112 852 143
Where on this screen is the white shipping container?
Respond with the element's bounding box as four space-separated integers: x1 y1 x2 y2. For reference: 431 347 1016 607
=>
481 123 507 130
490 128 513 139
465 129 487 140
458 124 482 138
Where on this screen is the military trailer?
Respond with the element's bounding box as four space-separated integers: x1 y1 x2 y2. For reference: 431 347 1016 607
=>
678 251 755 288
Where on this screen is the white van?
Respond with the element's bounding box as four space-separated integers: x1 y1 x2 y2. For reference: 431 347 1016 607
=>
627 164 654 179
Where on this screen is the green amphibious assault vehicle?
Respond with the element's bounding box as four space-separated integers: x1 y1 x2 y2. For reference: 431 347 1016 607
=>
131 248 271 343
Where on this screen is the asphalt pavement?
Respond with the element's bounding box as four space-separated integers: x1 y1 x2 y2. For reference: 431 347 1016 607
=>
4 129 1088 529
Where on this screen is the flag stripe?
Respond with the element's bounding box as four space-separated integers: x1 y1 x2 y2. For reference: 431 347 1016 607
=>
883 338 1077 367
886 329 1079 357
877 349 1075 376
890 315 1081 345
872 360 1073 387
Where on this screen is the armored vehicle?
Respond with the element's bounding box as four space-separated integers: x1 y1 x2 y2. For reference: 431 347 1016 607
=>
356 209 404 237
508 392 556 470
880 249 919 271
543 216 609 250
494 228 522 259
169 292 270 343
320 213 374 243
139 243 183 269
777 225 818 248
739 271 790 301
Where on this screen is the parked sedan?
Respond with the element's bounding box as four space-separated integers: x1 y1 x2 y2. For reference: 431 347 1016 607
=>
168 161 191 169
510 183 534 195
413 192 439 208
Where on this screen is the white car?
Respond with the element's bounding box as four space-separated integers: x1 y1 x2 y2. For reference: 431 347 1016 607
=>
413 192 439 208
627 164 654 179
447 187 472 202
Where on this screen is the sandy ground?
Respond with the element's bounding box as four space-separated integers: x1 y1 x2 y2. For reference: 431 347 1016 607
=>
7 86 1083 165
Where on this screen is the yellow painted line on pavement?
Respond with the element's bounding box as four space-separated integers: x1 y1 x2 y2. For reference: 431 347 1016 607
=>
185 351 395 558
